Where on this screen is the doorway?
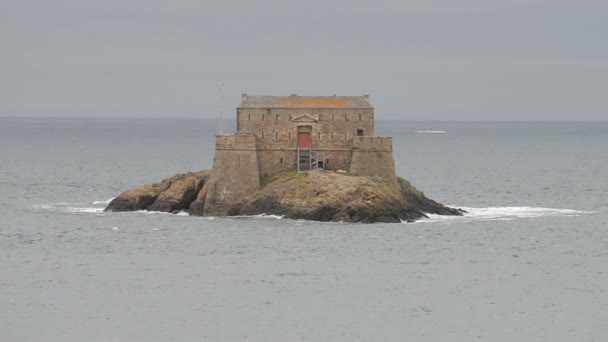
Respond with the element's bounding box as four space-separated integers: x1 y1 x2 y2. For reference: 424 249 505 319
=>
297 125 312 148
298 132 311 148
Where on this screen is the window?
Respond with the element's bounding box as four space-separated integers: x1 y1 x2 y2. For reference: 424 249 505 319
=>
357 129 364 136
280 157 283 164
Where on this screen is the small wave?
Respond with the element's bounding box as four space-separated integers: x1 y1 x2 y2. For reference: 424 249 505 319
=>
92 198 114 205
412 206 595 224
253 214 284 219
65 207 105 214
34 203 105 214
133 210 173 215
416 130 447 134
230 214 285 220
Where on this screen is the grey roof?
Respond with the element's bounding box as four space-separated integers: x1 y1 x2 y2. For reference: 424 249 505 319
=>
238 95 373 109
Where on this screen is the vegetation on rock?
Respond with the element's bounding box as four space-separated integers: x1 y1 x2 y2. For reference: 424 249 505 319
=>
239 171 462 222
105 169 463 223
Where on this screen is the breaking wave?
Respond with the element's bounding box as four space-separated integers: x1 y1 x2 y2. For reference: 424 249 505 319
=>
35 201 199 218
231 214 285 220
91 198 114 205
34 198 113 215
34 203 105 214
412 206 595 224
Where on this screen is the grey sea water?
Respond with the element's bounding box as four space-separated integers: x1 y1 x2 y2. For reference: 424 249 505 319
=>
1 118 607 341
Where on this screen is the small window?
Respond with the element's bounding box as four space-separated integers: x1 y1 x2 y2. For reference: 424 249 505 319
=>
318 132 321 140
276 114 279 121
289 131 291 140
357 129 364 136
280 157 283 164
359 113 362 121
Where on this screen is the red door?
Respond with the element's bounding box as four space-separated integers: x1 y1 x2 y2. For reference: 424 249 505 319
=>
298 132 311 148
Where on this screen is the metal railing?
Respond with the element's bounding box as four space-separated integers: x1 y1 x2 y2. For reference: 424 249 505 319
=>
297 146 326 172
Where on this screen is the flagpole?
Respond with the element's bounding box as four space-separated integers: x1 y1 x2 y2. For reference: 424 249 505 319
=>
219 81 224 135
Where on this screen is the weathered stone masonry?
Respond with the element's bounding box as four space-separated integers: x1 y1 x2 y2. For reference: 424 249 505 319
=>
203 94 397 215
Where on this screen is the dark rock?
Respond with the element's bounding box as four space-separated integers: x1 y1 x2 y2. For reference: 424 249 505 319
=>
238 170 464 223
105 170 211 213
106 169 463 223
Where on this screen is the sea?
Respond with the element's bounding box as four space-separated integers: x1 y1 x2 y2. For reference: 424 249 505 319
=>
1 118 606 341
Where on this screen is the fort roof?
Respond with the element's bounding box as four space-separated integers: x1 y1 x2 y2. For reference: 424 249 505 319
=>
238 95 373 109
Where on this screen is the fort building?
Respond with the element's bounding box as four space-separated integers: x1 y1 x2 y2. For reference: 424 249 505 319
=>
203 94 396 215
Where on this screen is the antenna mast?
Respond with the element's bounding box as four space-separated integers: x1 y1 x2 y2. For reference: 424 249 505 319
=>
219 81 224 135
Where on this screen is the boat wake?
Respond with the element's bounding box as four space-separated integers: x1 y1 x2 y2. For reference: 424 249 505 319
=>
416 130 447 134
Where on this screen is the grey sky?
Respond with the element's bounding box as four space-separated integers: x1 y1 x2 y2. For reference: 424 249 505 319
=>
1 0 606 120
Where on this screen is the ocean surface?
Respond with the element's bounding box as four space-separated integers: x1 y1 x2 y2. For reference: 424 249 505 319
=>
1 118 606 341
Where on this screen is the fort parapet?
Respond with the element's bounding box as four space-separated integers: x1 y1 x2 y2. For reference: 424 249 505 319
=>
203 94 397 215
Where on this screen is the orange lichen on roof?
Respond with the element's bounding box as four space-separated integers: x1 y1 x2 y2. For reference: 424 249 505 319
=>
238 95 372 109
279 97 350 108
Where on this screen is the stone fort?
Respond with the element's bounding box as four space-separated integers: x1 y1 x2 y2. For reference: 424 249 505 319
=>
203 94 396 215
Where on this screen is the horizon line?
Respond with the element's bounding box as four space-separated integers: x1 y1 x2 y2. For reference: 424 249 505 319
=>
1 116 606 124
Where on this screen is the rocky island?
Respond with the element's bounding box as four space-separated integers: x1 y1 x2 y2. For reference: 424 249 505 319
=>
105 169 463 223
105 94 463 222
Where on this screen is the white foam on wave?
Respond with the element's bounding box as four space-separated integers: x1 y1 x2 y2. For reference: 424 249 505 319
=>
412 206 596 224
253 214 284 219
230 214 285 220
133 210 173 215
65 207 105 214
92 198 114 205
416 130 447 134
34 203 105 214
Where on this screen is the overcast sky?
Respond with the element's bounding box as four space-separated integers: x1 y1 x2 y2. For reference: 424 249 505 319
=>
1 0 606 120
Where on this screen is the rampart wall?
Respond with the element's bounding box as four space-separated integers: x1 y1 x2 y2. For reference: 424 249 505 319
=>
349 136 396 184
204 104 398 207
203 134 260 216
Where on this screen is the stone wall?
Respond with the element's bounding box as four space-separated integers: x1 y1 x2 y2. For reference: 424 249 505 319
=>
203 102 398 212
349 136 396 184
237 108 374 150
203 134 260 216
234 107 374 176
256 149 298 179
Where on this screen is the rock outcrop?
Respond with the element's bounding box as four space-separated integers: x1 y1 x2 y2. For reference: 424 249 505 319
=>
105 170 211 213
105 169 463 223
238 171 462 222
